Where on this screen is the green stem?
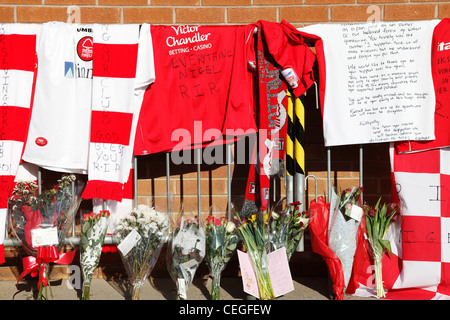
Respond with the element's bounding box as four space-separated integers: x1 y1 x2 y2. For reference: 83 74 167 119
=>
211 273 221 300
132 284 140 300
374 257 385 298
82 282 91 300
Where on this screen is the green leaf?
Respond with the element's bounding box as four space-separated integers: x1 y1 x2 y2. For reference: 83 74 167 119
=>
380 239 392 256
365 215 373 240
81 222 91 234
372 218 379 240
379 203 388 234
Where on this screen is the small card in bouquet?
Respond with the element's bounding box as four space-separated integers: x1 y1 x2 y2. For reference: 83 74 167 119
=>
269 247 295 297
117 229 141 256
237 250 260 298
345 204 364 222
180 259 199 272
31 227 59 247
238 247 294 299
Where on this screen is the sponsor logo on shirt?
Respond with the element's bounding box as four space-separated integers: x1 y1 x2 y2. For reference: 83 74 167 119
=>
77 36 93 61
437 41 450 52
166 25 212 55
75 36 93 79
35 137 48 147
64 61 74 78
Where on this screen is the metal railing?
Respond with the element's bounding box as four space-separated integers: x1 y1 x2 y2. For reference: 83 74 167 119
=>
4 85 322 250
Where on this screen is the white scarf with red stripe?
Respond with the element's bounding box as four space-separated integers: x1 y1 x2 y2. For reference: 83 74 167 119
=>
92 168 134 236
0 24 39 263
82 23 154 203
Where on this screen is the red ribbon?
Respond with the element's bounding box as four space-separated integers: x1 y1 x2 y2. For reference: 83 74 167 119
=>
17 246 76 289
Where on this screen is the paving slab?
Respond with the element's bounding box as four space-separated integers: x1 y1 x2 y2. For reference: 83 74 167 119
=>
1 276 373 300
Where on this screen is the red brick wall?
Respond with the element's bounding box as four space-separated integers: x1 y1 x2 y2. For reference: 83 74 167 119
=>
1 1 433 282
0 0 446 25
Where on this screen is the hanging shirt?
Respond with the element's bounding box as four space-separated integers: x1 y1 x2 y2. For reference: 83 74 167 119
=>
396 18 450 153
22 22 93 174
133 24 258 156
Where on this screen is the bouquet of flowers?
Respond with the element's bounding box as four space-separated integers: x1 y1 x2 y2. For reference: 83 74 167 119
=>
364 198 399 298
203 215 238 300
9 174 84 299
269 200 311 261
115 204 169 300
235 211 275 300
80 210 110 300
167 214 205 300
328 187 364 289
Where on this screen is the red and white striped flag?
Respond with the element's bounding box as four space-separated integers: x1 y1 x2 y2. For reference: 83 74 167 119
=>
82 23 154 203
0 24 39 264
352 145 450 299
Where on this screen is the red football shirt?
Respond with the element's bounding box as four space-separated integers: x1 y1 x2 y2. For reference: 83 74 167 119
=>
134 24 258 155
396 19 450 153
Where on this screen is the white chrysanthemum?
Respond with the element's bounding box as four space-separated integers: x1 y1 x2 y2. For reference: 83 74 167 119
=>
125 215 137 224
115 222 124 232
154 211 168 226
225 221 235 233
137 217 149 226
137 204 152 216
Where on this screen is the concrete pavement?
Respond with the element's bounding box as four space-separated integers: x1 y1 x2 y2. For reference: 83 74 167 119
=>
0 276 373 300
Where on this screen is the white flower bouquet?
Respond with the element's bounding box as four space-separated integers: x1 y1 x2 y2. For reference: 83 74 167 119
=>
328 187 364 289
80 210 110 300
167 215 205 300
115 205 169 300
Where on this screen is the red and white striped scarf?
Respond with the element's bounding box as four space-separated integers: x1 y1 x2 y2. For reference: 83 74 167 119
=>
0 24 39 263
82 23 154 203
93 168 134 253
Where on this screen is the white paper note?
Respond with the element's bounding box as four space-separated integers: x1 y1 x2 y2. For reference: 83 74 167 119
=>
300 20 440 147
31 227 59 247
117 228 141 256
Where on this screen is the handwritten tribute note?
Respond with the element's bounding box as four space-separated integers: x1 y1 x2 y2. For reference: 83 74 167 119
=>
300 20 440 146
237 247 294 299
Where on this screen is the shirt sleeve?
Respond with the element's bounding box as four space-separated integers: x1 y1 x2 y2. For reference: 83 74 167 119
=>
257 20 316 97
135 23 155 93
